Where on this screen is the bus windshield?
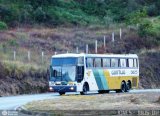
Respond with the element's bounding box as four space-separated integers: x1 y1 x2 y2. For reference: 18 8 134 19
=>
52 58 77 66
50 57 84 82
50 66 76 82
50 57 83 82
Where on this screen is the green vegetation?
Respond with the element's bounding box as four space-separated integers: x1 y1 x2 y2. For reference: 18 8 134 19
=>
0 0 160 27
138 19 152 37
0 21 7 30
0 1 159 46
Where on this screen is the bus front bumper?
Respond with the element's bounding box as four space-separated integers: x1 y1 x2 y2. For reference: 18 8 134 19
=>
49 85 77 92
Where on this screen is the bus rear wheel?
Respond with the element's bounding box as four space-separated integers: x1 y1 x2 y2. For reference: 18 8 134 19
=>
121 82 127 93
59 92 65 95
126 81 131 92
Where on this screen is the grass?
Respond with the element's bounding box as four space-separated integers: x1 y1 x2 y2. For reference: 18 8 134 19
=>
0 43 51 68
0 60 47 80
0 26 125 63
22 93 160 116
2 60 40 71
24 93 160 112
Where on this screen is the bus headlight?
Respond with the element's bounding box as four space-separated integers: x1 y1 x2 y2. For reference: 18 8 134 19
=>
49 87 53 91
70 87 74 90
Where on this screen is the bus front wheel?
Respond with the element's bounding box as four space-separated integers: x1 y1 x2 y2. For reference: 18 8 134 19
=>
59 92 65 95
80 83 89 95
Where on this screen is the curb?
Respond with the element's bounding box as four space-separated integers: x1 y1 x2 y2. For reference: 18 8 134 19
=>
16 106 51 116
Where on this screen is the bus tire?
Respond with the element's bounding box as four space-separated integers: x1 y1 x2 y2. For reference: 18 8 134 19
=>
121 82 127 93
80 83 89 95
59 92 65 95
126 81 131 92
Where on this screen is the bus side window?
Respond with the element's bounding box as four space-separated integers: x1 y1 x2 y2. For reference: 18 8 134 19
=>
103 58 110 67
120 59 126 67
128 59 134 68
111 58 119 67
94 58 101 67
134 59 138 67
86 58 93 68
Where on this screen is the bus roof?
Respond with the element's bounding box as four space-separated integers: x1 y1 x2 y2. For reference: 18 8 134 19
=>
52 53 138 58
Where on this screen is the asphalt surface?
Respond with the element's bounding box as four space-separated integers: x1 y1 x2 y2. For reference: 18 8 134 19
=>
0 93 59 110
0 89 160 110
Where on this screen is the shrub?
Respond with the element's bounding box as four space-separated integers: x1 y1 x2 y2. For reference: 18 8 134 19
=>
125 9 147 25
0 21 8 30
138 19 152 37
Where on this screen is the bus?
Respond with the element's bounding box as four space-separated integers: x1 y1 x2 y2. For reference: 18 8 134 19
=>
49 53 139 95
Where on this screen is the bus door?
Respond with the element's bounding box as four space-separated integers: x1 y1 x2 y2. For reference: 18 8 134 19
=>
76 66 84 82
76 57 84 82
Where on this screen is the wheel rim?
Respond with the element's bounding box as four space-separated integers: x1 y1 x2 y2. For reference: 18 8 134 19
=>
83 85 87 94
127 83 131 90
121 83 125 92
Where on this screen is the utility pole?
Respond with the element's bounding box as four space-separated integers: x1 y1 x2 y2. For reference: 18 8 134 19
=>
76 47 79 54
120 28 122 39
41 51 44 64
104 36 106 48
86 44 88 54
13 51 16 61
95 40 97 54
112 32 115 43
28 51 30 62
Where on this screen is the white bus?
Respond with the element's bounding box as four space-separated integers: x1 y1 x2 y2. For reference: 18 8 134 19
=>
49 53 139 95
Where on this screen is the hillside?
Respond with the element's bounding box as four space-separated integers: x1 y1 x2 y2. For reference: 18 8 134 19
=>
0 0 160 96
0 26 160 96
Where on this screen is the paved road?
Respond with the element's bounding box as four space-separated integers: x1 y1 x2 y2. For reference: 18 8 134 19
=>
0 89 160 110
0 93 59 110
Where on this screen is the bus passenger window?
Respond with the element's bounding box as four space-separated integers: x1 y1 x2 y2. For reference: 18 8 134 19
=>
120 59 126 67
111 58 119 67
86 58 93 67
134 59 138 67
128 59 134 68
94 58 101 67
103 58 110 67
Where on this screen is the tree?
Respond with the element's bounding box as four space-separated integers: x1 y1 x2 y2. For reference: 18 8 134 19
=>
33 7 47 23
125 8 147 25
138 19 152 37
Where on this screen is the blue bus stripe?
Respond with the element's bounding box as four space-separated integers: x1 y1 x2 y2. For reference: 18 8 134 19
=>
98 70 108 89
93 70 103 90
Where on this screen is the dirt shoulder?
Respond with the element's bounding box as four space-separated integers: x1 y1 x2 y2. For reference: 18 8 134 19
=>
23 93 160 115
